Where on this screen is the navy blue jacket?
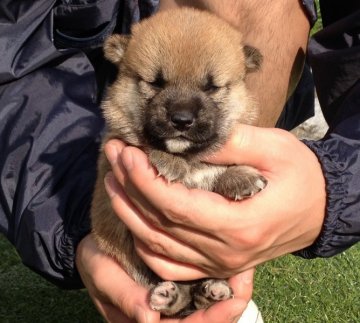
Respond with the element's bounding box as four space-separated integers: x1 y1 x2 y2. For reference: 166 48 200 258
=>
0 0 158 288
0 0 359 288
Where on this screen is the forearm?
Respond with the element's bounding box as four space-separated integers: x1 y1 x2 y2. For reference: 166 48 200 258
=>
159 0 311 126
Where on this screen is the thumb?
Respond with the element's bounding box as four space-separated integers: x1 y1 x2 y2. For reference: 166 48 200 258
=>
98 267 160 323
205 124 299 169
228 267 255 301
77 235 160 323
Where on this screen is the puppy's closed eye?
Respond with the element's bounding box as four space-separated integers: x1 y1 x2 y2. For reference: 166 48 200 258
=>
202 75 221 94
148 72 167 90
137 72 166 98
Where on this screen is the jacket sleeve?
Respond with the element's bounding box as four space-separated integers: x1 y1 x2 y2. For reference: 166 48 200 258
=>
295 10 360 258
0 1 105 289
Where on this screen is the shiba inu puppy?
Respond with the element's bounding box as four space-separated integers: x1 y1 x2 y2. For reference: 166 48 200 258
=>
91 7 265 317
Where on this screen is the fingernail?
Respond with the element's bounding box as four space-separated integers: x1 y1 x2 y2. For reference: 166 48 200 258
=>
105 143 118 165
121 148 134 171
104 172 116 198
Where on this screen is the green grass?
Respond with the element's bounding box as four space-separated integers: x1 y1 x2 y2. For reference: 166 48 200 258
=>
310 1 323 36
0 235 102 323
253 245 360 322
1 233 360 322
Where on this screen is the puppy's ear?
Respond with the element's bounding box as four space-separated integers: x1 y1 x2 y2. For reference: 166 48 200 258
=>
243 45 263 73
103 34 131 64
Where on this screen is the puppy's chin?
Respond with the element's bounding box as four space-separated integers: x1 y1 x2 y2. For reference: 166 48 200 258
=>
165 138 192 154
151 134 220 157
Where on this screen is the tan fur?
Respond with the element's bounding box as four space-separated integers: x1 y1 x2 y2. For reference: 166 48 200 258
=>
91 8 265 317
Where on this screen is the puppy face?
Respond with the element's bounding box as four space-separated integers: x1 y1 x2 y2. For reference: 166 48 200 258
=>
103 8 262 156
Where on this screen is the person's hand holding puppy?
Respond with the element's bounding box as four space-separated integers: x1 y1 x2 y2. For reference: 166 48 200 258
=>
103 126 326 280
76 207 254 323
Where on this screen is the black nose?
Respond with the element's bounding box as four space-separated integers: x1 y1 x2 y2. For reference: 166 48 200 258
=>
170 110 195 131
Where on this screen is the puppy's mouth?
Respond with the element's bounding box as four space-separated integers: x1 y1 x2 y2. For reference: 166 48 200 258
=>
144 128 218 155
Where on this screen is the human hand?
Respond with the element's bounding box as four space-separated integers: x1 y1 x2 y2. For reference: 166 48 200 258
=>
76 234 157 323
103 125 326 280
76 234 254 323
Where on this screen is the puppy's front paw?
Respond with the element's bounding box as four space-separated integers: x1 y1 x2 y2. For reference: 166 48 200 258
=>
150 281 179 312
149 150 189 182
214 165 267 200
193 279 233 310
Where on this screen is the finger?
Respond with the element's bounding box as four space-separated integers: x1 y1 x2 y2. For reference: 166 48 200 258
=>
197 298 249 323
106 130 292 236
79 235 160 323
104 139 128 183
105 139 127 153
92 299 134 323
118 145 241 232
105 141 229 245
204 124 301 169
104 142 250 276
106 138 282 272
114 144 277 250
134 237 210 280
105 141 185 230
104 172 212 278
162 298 249 323
228 268 255 301
96 263 160 323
